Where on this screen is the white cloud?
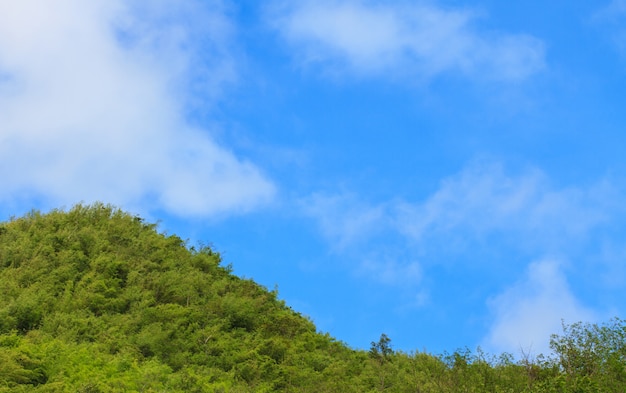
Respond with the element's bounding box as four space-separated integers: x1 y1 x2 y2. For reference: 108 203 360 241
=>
301 161 625 298
299 162 626 346
300 192 389 250
358 257 422 288
304 162 622 257
269 0 545 81
593 1 626 56
300 192 425 290
483 258 597 356
0 0 275 217
594 0 626 20
395 162 621 252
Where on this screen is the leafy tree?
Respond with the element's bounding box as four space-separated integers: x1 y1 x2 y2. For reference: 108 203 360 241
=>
550 318 626 392
369 333 394 391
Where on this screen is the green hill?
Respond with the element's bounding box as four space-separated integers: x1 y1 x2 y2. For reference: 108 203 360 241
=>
0 204 372 392
1 204 625 392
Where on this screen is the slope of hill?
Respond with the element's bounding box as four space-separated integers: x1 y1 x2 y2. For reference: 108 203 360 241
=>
1 204 625 392
0 204 370 392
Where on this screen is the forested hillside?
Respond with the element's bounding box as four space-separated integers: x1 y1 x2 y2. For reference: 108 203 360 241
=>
1 204 625 392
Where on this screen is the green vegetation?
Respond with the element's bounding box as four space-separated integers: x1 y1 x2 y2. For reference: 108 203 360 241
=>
1 203 625 392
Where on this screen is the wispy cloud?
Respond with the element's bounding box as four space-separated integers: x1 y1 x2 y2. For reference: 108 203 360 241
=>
591 0 626 59
300 192 425 292
269 0 545 82
593 1 626 57
395 162 621 253
300 160 625 317
483 258 597 356
0 0 275 217
358 257 422 288
304 161 623 259
300 192 389 250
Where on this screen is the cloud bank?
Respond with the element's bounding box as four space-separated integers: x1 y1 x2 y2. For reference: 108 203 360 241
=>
0 0 275 217
483 259 596 356
269 0 545 81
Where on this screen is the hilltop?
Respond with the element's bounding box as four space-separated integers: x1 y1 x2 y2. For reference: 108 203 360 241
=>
0 204 367 391
1 204 625 392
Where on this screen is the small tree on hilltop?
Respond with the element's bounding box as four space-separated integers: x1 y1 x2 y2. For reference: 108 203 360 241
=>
369 333 393 391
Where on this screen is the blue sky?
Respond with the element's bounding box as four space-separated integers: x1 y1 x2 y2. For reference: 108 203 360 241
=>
2 0 626 357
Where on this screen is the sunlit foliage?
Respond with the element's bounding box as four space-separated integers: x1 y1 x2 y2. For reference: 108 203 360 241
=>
1 204 625 392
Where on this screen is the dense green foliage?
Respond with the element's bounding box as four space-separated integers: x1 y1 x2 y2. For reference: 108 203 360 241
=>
1 204 625 392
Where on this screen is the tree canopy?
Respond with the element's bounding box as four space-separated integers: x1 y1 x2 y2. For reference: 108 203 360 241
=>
0 203 625 392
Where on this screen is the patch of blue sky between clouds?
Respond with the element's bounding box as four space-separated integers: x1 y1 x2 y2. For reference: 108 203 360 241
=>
268 0 545 82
